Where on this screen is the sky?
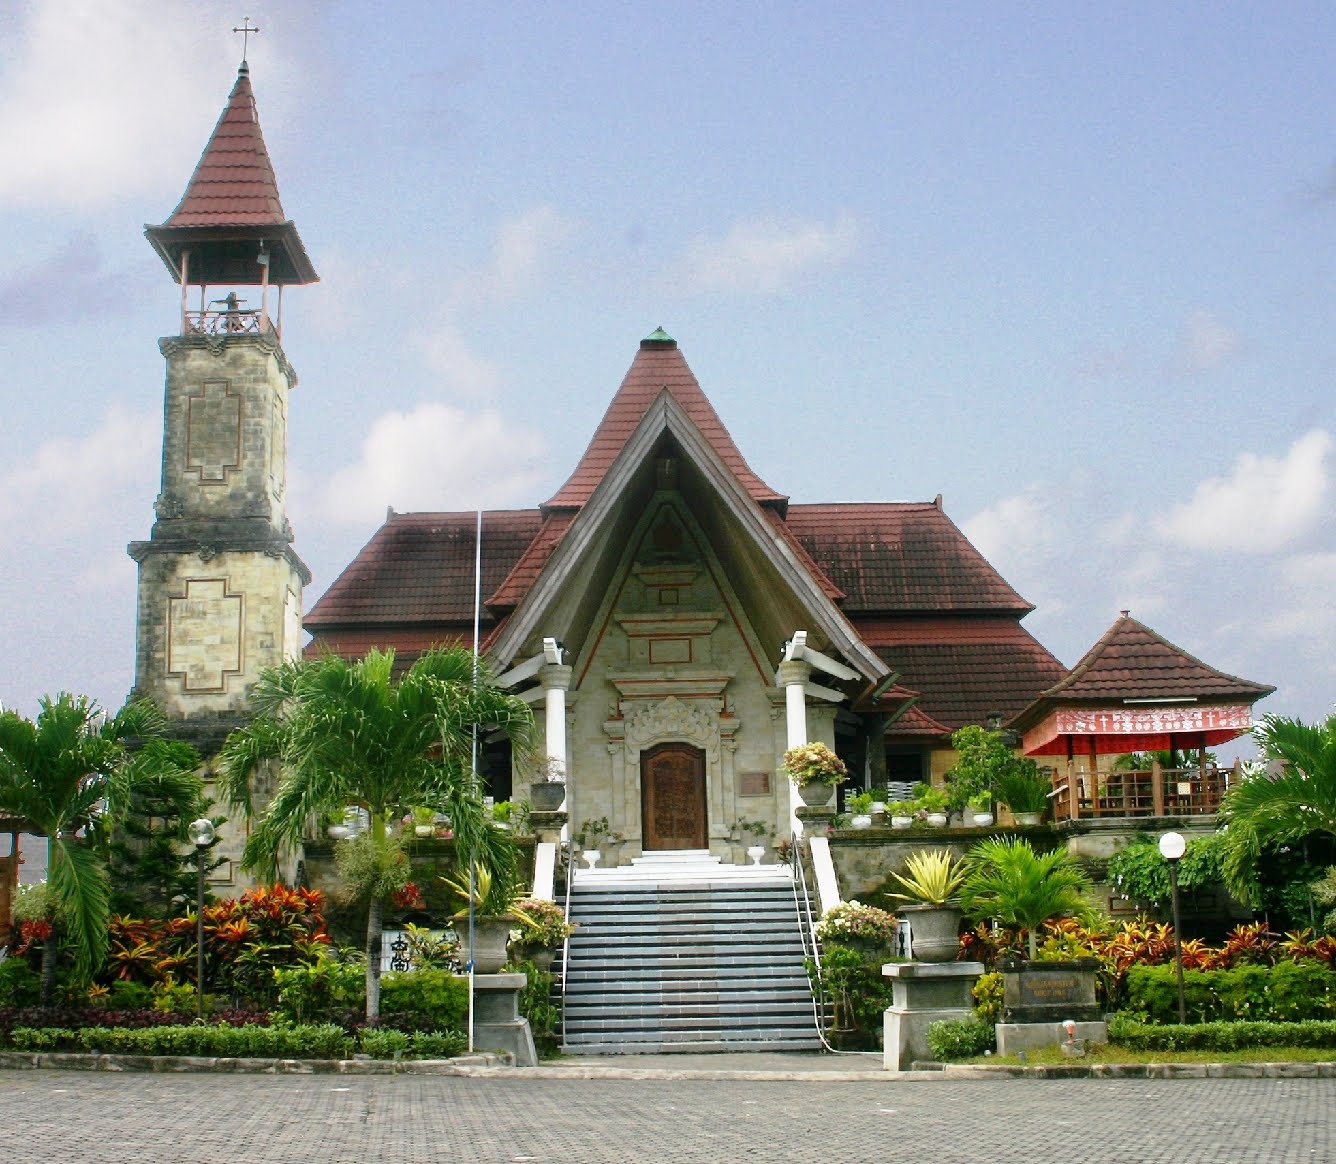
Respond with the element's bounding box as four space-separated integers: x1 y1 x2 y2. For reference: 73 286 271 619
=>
1 1 1333 765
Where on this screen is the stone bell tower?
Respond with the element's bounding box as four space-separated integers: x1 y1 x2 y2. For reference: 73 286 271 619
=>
129 59 317 752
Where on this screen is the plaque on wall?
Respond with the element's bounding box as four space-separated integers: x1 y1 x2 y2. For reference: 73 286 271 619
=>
738 772 772 797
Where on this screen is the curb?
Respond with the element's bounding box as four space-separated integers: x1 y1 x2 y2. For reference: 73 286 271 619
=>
2 1050 1333 1081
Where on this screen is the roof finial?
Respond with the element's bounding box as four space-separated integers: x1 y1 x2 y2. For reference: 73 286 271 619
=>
233 16 260 65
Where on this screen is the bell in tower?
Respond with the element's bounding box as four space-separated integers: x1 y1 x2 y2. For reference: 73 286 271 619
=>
128 57 317 752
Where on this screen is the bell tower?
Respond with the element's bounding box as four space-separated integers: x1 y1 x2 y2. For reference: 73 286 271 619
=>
129 59 317 751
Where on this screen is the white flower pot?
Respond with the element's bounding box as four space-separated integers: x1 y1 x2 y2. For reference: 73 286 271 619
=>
926 812 949 828
851 814 873 829
747 845 766 866
326 825 351 840
890 815 914 830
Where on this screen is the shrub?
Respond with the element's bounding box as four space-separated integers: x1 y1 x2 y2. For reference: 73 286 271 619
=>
1125 961 1336 1024
807 946 895 1050
74 1022 352 1059
782 742 849 787
927 1016 996 1060
511 898 576 948
508 957 559 1057
0 958 42 1007
815 900 898 947
972 971 1004 1025
273 957 366 1025
1109 1014 1336 1052
380 968 468 1031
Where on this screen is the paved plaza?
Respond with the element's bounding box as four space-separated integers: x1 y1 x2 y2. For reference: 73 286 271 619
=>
1 1064 1331 1163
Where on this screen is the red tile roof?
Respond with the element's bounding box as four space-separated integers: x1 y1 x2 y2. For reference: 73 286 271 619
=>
305 510 542 632
785 503 1033 613
159 64 288 229
543 334 787 511
1034 612 1274 704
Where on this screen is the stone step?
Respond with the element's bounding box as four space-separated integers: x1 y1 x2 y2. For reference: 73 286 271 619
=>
564 993 812 1013
562 1033 824 1053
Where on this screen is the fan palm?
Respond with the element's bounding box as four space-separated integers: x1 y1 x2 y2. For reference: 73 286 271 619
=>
0 694 201 1001
959 836 1094 958
217 646 535 1020
1219 712 1336 907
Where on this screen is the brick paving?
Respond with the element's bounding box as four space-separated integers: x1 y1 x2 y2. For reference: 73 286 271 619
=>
1 1067 1330 1163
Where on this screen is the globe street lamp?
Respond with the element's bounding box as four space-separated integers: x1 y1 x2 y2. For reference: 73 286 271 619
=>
187 818 215 1020
1158 830 1187 1024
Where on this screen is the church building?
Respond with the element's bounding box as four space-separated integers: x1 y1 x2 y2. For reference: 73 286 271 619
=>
130 60 1273 878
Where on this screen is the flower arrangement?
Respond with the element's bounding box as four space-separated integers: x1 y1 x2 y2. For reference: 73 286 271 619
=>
782 742 850 788
814 899 898 946
511 897 576 947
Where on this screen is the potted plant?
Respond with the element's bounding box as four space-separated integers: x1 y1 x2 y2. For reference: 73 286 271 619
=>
885 848 968 962
913 782 950 827
888 799 916 829
783 742 849 807
995 764 1051 825
440 861 523 973
529 756 567 812
847 790 875 829
967 792 994 827
728 817 772 864
573 816 618 869
410 806 436 837
511 897 576 970
814 899 899 954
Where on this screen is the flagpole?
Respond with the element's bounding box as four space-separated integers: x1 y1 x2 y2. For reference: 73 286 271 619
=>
467 507 483 1052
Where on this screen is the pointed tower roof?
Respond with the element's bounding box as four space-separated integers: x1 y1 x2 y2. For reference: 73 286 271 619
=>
543 329 787 512
145 63 317 285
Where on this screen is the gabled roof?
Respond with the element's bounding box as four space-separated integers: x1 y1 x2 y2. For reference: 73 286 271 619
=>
145 63 317 285
543 331 787 512
1035 612 1274 705
786 502 1033 613
305 510 542 631
488 383 888 681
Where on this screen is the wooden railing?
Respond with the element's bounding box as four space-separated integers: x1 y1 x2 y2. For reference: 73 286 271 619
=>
1049 760 1238 823
184 308 275 336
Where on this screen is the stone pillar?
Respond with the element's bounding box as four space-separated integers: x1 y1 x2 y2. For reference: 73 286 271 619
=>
778 659 812 836
778 659 812 749
882 960 985 1072
540 664 572 841
470 972 538 1066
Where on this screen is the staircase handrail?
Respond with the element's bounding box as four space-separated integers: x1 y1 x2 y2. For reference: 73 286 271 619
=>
788 832 830 1042
558 839 576 1048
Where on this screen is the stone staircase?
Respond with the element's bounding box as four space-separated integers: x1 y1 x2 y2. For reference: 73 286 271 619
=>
558 851 822 1054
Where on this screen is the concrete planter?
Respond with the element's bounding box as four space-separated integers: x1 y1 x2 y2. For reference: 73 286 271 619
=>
455 914 516 973
796 781 834 807
530 781 566 811
900 903 963 963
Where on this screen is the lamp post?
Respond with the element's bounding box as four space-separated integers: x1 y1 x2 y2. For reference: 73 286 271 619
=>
1158 830 1187 1024
187 818 215 1020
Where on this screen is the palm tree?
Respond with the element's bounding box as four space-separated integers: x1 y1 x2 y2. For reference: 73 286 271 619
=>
0 694 201 1002
217 646 535 1020
959 836 1094 959
1219 711 1336 907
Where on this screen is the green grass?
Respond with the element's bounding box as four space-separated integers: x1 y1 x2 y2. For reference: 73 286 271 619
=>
967 1044 1336 1066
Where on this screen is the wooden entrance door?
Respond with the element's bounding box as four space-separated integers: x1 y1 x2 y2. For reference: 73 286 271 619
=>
641 743 707 850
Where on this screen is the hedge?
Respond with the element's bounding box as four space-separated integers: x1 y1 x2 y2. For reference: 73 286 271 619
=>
8 1023 353 1059
927 1016 996 1061
1126 961 1336 1024
1109 1014 1336 1052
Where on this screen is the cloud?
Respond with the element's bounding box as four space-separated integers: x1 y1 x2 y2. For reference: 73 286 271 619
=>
1153 430 1331 552
0 1 279 209
466 205 572 305
0 405 158 544
414 324 505 399
1170 308 1242 374
675 213 860 294
961 484 1055 563
0 234 133 326
318 403 547 525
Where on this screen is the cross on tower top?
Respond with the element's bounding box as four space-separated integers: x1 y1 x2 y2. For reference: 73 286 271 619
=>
233 17 259 62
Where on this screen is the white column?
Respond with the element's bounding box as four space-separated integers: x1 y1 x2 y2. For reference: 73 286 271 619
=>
540 663 572 831
778 659 811 749
777 659 812 836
